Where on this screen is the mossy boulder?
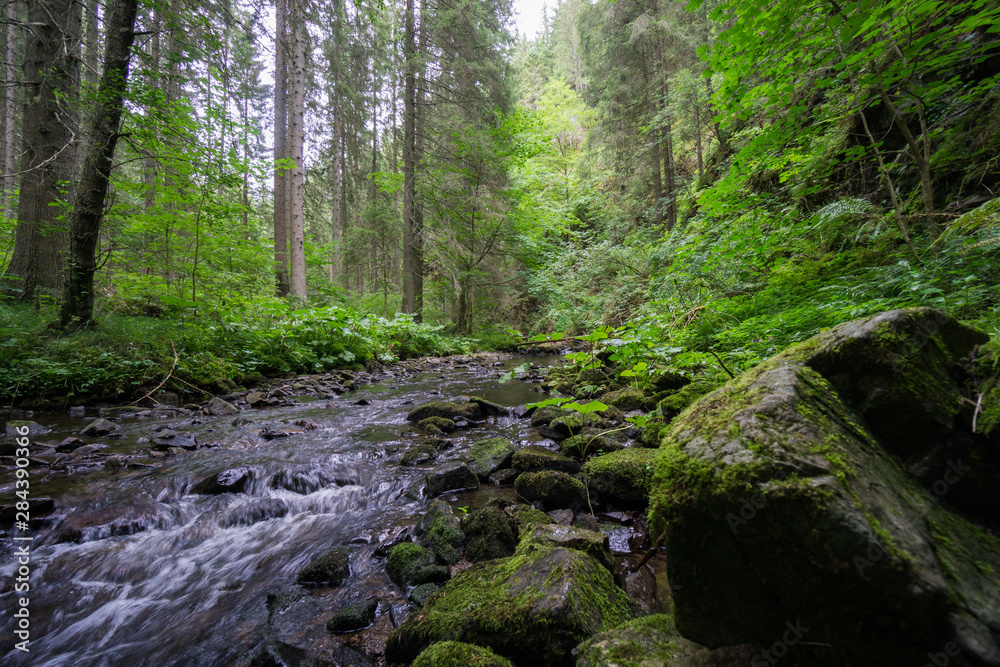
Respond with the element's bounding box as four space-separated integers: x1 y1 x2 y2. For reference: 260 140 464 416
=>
408 400 482 422
637 420 669 448
657 381 717 419
409 583 442 608
461 506 519 562
418 499 456 535
425 461 480 496
297 547 350 587
509 505 555 533
418 417 456 435
514 470 586 510
467 437 515 479
403 444 438 466
386 542 450 587
575 614 691 666
511 445 580 473
649 308 1000 665
326 598 378 633
424 511 464 565
412 641 514 667
650 370 690 392
583 449 657 507
465 396 507 417
5 420 50 437
516 523 614 572
542 412 607 440
558 434 623 459
599 387 647 411
384 547 639 666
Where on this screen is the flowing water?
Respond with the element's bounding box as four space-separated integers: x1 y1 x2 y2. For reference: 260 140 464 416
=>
0 355 566 666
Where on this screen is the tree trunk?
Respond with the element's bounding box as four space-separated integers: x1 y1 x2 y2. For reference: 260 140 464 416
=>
84 0 99 89
402 0 418 315
2 0 17 221
693 103 703 180
60 0 139 330
650 136 664 226
143 7 160 212
273 0 290 296
7 0 82 299
287 0 307 300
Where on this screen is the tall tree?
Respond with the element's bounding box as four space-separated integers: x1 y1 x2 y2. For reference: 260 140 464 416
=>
7 0 83 298
401 0 421 318
287 0 307 299
2 0 17 220
60 0 140 330
273 0 290 296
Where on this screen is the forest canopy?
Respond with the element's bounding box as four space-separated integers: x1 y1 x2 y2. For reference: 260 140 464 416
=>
0 0 998 404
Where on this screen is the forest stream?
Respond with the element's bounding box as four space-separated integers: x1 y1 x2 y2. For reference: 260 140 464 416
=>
0 354 659 666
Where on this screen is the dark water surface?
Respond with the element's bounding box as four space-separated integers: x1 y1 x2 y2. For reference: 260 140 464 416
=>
0 355 563 666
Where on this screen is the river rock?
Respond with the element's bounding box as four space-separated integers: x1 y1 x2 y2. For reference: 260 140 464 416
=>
422 504 463 565
515 523 613 572
244 391 264 405
582 448 657 507
465 396 506 416
558 433 624 459
599 386 647 411
417 416 455 435
55 437 86 452
297 547 350 587
192 467 252 494
407 400 482 422
326 598 378 633
80 418 119 437
408 583 442 608
384 547 638 666
514 470 586 510
412 642 514 667
425 461 479 496
5 420 50 438
461 506 518 562
206 397 238 416
511 445 580 473
386 542 449 586
649 308 1000 665
467 437 515 479
402 444 438 466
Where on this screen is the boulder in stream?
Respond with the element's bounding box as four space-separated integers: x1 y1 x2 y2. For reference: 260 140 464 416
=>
80 418 119 437
425 461 479 496
407 400 482 422
515 523 614 572
384 547 638 666
582 448 657 507
511 445 580 473
461 506 517 562
297 546 351 587
417 416 455 435
326 598 378 633
192 467 252 494
649 308 1000 665
206 396 238 416
5 420 50 437
467 437 515 479
386 542 449 587
514 470 586 510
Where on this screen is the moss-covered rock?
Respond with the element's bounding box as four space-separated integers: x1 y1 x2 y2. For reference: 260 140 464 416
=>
385 547 639 666
418 416 456 435
637 420 669 448
412 641 514 667
409 582 442 608
297 547 350 587
461 506 518 562
467 437 515 479
514 470 586 510
574 614 684 666
657 381 717 419
509 505 555 533
516 523 613 571
583 449 657 507
599 387 647 411
558 434 623 459
542 412 607 440
650 370 690 392
424 511 464 565
649 308 1000 666
326 598 378 633
403 444 438 466
408 400 482 422
511 445 581 473
465 396 506 417
386 542 450 587
425 461 480 496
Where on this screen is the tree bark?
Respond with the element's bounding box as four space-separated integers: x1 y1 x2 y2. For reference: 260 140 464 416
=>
273 0 290 296
287 0 307 300
60 0 139 330
7 0 82 298
2 0 17 221
402 0 418 315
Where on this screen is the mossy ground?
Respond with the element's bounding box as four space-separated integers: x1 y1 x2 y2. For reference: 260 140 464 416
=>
412 641 514 667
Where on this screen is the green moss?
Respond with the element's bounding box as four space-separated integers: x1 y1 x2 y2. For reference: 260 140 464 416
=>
297 547 350 587
326 599 378 633
408 400 482 422
412 641 514 667
387 542 449 586
600 387 647 411
418 416 456 435
582 448 658 506
467 437 516 478
462 506 518 562
657 381 718 417
514 470 586 509
425 515 464 565
575 614 680 667
386 547 638 665
511 506 556 533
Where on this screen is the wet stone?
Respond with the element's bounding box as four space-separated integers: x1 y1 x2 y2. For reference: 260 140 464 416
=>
402 445 438 467
80 418 119 437
192 467 253 495
326 598 378 633
297 547 351 587
408 583 441 608
425 461 479 496
206 397 238 416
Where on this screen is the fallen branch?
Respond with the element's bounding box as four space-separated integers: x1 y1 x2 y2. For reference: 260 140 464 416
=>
633 530 667 571
707 348 736 379
130 341 177 406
